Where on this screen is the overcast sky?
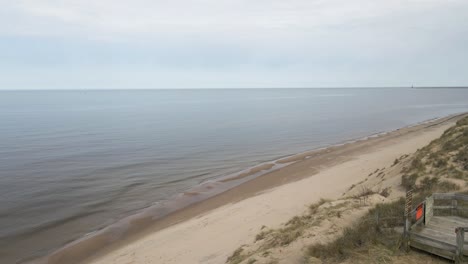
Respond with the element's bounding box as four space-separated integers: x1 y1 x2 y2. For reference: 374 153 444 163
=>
1 0 467 89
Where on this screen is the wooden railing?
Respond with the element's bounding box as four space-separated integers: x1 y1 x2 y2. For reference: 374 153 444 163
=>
406 193 468 227
432 193 468 216
456 227 468 263
404 192 468 263
433 193 468 263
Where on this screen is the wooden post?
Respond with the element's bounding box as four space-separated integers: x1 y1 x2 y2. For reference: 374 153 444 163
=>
456 227 465 263
452 199 458 216
425 195 434 225
404 189 413 251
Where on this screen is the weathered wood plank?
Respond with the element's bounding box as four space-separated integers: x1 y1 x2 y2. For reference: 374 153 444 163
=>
423 218 460 234
433 193 457 200
434 205 455 210
426 195 434 225
433 193 468 202
456 228 465 263
432 216 468 228
417 224 456 237
455 194 468 202
416 216 468 238
408 194 468 261
411 232 457 252
410 216 468 260
413 227 456 242
411 232 456 248
410 239 455 261
429 216 468 228
422 224 457 235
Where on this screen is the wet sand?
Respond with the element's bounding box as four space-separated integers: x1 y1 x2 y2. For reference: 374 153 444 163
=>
40 113 466 264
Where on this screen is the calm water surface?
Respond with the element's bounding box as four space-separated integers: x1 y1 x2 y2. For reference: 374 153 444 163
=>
1 88 468 263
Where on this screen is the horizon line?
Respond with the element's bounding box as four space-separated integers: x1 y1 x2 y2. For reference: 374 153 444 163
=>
1 86 468 91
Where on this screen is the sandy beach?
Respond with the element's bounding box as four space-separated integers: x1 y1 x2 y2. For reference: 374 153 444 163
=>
70 113 465 264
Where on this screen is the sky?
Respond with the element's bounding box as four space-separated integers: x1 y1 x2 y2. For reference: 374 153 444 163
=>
0 0 467 89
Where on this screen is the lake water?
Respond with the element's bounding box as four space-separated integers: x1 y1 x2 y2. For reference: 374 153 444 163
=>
1 88 468 263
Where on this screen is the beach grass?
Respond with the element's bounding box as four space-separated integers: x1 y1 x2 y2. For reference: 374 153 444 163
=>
306 116 468 263
226 116 468 264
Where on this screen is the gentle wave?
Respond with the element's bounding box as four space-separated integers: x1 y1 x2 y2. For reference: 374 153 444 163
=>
1 88 468 264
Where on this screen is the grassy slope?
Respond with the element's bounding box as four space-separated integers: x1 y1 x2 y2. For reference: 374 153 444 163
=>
402 117 468 191
226 116 468 264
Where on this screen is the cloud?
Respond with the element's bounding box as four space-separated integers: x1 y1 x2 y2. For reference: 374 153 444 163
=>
0 0 467 89
1 0 458 37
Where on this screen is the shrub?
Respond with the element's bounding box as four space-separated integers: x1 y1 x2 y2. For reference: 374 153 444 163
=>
433 157 448 168
309 199 329 214
379 187 391 198
442 140 458 152
401 173 418 189
456 116 468 127
410 158 425 172
352 186 376 199
255 230 270 242
438 181 460 192
448 167 465 179
307 198 404 262
419 177 439 191
227 247 246 264
455 147 468 170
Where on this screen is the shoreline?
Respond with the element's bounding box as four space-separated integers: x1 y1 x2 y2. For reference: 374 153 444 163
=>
35 112 467 264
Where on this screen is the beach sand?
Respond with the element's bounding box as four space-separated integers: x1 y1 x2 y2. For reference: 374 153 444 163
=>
73 114 464 264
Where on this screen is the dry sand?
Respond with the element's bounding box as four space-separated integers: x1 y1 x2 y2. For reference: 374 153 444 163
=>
83 114 465 264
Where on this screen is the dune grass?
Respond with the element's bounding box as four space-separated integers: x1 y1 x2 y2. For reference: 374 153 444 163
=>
306 198 405 262
307 116 468 263
400 116 468 193
226 198 343 264
227 116 468 264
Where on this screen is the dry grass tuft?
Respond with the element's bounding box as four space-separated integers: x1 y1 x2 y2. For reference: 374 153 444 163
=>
306 197 405 263
227 247 246 264
307 116 468 263
401 116 468 191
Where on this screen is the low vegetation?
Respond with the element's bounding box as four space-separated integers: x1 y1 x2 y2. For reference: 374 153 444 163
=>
226 115 468 264
307 198 405 263
307 116 468 263
401 116 468 191
226 198 358 264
